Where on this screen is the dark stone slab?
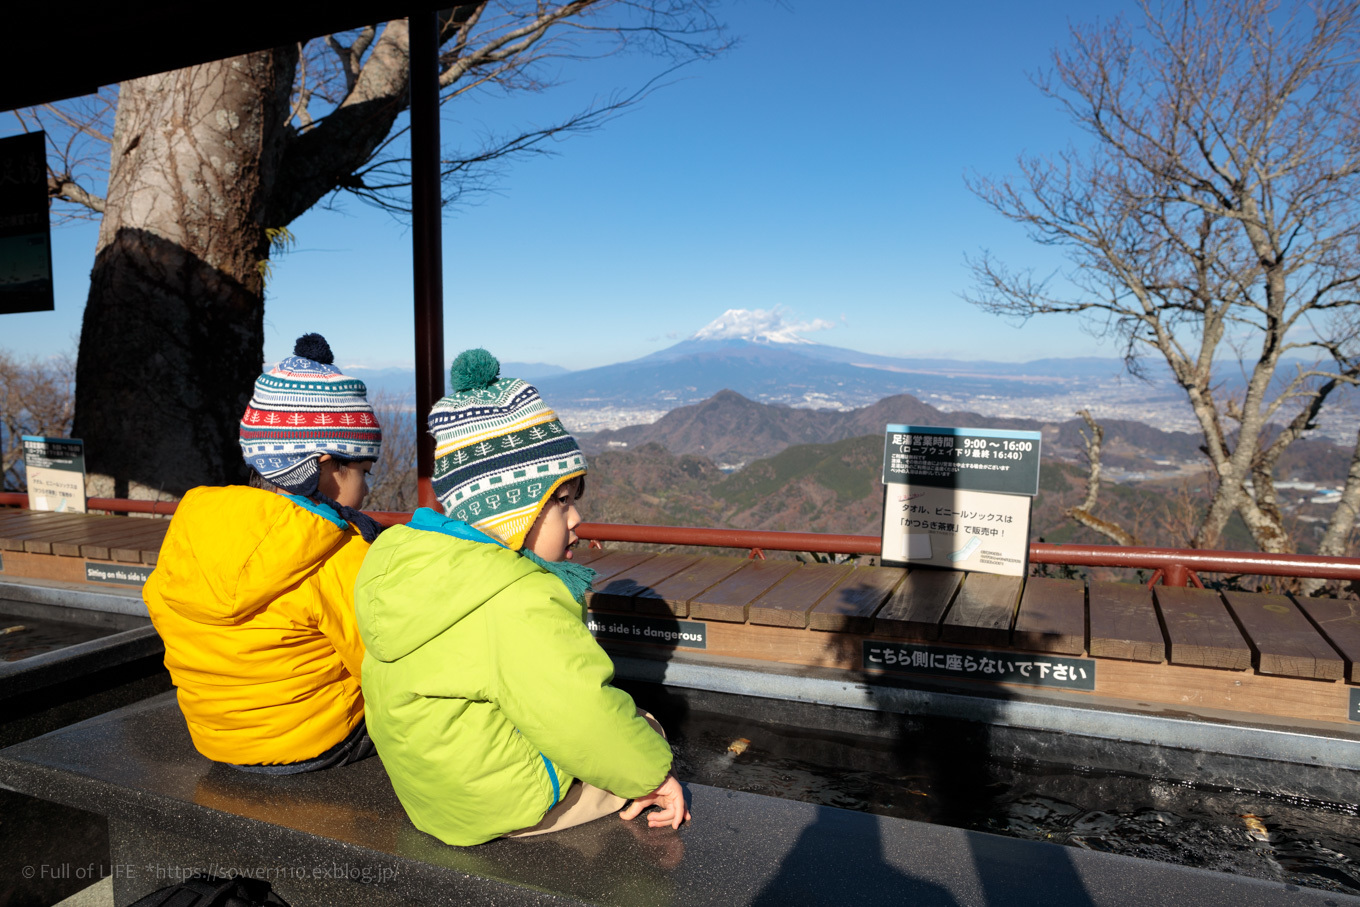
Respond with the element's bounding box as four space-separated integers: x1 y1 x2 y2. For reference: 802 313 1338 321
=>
0 581 169 749
0 623 162 699
1 695 1355 907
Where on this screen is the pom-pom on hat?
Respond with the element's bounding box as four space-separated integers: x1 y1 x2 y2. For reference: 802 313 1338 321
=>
239 334 382 492
429 348 585 550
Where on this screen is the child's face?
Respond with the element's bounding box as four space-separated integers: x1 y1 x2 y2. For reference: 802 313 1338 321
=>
318 456 372 510
523 478 582 562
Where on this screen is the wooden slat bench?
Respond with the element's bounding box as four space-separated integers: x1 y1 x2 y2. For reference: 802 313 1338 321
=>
1155 586 1253 671
1222 590 1345 681
1294 597 1360 683
0 510 167 567
578 552 1360 729
4 510 1357 729
873 569 962 640
1012 577 1085 655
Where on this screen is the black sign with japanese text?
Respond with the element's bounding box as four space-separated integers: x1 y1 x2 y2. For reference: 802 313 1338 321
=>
863 640 1095 691
1351 687 1359 723
882 424 1042 497
0 131 54 315
587 613 707 650
85 563 154 586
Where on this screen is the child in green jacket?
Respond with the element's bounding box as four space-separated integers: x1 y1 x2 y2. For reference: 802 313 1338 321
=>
355 350 688 845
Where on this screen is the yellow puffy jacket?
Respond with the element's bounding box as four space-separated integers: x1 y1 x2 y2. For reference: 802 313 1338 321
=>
143 485 369 765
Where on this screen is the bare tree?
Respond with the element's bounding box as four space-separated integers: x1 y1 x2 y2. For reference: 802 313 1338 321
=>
365 391 419 513
12 2 726 499
0 351 75 491
967 0 1360 582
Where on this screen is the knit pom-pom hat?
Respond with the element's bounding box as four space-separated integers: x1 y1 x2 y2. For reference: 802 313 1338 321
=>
239 333 382 492
428 348 585 550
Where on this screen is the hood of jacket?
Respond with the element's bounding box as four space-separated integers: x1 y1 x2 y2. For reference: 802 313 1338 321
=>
149 485 353 625
356 511 542 664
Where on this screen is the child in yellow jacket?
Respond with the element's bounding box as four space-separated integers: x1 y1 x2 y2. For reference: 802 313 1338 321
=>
144 334 383 772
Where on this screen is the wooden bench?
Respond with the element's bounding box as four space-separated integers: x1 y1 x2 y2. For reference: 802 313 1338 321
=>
579 550 1358 728
0 510 167 587
4 512 1355 727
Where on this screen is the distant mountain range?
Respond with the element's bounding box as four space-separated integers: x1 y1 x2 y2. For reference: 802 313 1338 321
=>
349 309 1348 421
582 388 1205 468
535 338 1169 409
581 387 1353 485
581 391 1349 557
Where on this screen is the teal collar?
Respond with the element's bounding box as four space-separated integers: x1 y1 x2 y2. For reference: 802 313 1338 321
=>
407 507 504 546
405 508 596 605
281 494 347 530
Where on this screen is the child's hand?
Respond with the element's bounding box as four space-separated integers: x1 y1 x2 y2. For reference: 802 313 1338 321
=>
619 775 691 830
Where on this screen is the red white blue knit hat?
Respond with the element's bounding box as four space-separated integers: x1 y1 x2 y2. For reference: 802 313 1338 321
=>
239 334 382 491
429 349 585 550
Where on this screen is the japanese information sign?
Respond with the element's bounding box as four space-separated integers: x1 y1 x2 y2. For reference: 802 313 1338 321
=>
23 436 86 513
882 424 1042 496
880 425 1041 577
863 640 1096 691
0 131 54 315
1351 688 1359 723
587 613 707 650
86 563 154 586
882 484 1032 575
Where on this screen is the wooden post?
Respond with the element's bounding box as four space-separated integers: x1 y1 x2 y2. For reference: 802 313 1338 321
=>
410 9 444 511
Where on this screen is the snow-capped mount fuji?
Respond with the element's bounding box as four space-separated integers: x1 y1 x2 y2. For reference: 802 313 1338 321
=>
533 309 1135 410
689 308 830 345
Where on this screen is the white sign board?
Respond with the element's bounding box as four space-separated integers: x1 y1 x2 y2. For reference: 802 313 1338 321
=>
880 425 1041 577
22 435 87 513
880 483 1032 576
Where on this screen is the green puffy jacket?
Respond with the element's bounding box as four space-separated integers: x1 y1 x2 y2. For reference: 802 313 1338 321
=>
355 509 672 846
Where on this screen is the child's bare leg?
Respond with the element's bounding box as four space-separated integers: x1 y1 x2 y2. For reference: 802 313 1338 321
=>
506 708 669 838
504 781 626 837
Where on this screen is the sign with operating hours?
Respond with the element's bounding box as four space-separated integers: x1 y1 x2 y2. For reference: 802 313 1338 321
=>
882 424 1042 497
23 435 87 513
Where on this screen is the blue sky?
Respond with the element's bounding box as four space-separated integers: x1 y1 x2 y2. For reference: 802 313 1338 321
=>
6 0 1134 371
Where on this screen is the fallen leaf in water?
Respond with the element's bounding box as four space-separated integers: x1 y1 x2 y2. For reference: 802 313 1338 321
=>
726 737 750 756
1 625 26 635
1241 814 1269 841
906 789 929 797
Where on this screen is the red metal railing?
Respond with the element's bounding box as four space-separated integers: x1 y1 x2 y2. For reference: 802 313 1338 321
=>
3 494 1358 587
572 521 1360 587
0 492 178 516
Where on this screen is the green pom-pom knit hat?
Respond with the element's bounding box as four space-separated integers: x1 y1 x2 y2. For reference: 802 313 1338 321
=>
427 348 586 549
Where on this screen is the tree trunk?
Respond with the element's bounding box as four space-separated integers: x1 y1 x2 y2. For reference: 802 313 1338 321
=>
1300 425 1360 597
72 50 297 498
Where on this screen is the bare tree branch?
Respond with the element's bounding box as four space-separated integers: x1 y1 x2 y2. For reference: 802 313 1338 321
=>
47 176 105 213
268 2 726 226
1063 409 1140 546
